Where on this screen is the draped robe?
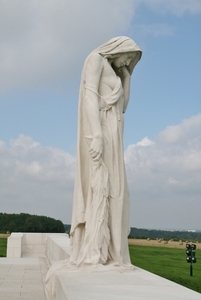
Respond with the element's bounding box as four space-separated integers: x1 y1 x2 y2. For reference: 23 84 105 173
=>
45 37 142 300
70 37 142 267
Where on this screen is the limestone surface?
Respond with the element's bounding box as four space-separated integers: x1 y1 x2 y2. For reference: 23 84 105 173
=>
70 36 142 267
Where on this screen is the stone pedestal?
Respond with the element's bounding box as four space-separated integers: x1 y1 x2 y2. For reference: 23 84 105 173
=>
6 233 201 300
51 266 201 300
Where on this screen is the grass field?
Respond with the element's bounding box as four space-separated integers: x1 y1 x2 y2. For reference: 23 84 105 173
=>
0 238 7 257
129 244 201 294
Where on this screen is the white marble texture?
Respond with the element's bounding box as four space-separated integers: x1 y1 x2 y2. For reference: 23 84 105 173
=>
22 233 46 255
4 233 201 299
7 232 70 263
0 256 48 300
7 232 23 258
70 36 142 267
46 233 70 264
50 266 201 300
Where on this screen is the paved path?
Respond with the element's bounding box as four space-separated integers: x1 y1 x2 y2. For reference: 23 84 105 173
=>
0 255 48 300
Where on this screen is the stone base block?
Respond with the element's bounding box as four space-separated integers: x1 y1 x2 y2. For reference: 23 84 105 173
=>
51 267 201 300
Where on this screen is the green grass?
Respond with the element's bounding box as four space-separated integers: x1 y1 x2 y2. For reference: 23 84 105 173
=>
129 244 201 294
0 238 7 257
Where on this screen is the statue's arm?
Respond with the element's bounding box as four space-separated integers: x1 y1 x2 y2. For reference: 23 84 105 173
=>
118 66 131 113
84 53 104 160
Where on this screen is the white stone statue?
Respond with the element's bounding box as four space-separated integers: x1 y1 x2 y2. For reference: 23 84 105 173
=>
45 37 142 299
70 36 142 267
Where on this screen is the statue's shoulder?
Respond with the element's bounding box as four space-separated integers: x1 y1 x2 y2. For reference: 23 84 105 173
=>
84 52 104 77
87 52 104 65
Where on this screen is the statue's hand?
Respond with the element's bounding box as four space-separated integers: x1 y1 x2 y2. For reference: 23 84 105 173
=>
88 136 103 161
117 66 130 78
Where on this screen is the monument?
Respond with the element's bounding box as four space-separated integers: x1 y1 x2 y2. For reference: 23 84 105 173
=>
45 36 142 298
70 36 142 266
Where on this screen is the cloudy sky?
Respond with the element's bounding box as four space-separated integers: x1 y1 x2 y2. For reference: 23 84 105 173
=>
1 0 201 230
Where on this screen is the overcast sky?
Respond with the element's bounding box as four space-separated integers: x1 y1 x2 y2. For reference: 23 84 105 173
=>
1 0 201 230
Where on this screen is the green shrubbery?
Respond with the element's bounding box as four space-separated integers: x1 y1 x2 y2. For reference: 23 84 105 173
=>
0 213 64 233
0 238 7 257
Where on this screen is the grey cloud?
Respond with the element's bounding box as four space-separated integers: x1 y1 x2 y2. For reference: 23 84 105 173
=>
157 113 201 144
0 134 75 223
0 0 135 93
125 113 201 229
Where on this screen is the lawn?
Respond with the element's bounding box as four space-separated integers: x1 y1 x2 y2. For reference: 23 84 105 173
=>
0 238 7 257
129 244 201 294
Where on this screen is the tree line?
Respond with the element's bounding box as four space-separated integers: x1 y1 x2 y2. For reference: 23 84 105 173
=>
0 213 65 233
64 225 201 241
129 227 201 241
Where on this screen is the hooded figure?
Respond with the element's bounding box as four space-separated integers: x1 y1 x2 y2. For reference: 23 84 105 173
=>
70 36 142 266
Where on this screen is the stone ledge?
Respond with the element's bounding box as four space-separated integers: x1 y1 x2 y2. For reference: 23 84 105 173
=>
53 267 201 300
7 232 70 263
46 233 70 264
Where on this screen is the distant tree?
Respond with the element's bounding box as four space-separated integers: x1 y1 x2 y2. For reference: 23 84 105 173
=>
0 213 65 233
129 227 201 242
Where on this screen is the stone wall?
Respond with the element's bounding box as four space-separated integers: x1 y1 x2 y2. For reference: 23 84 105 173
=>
7 232 70 264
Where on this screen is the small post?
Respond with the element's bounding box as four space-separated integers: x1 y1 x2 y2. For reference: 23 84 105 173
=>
190 263 193 276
